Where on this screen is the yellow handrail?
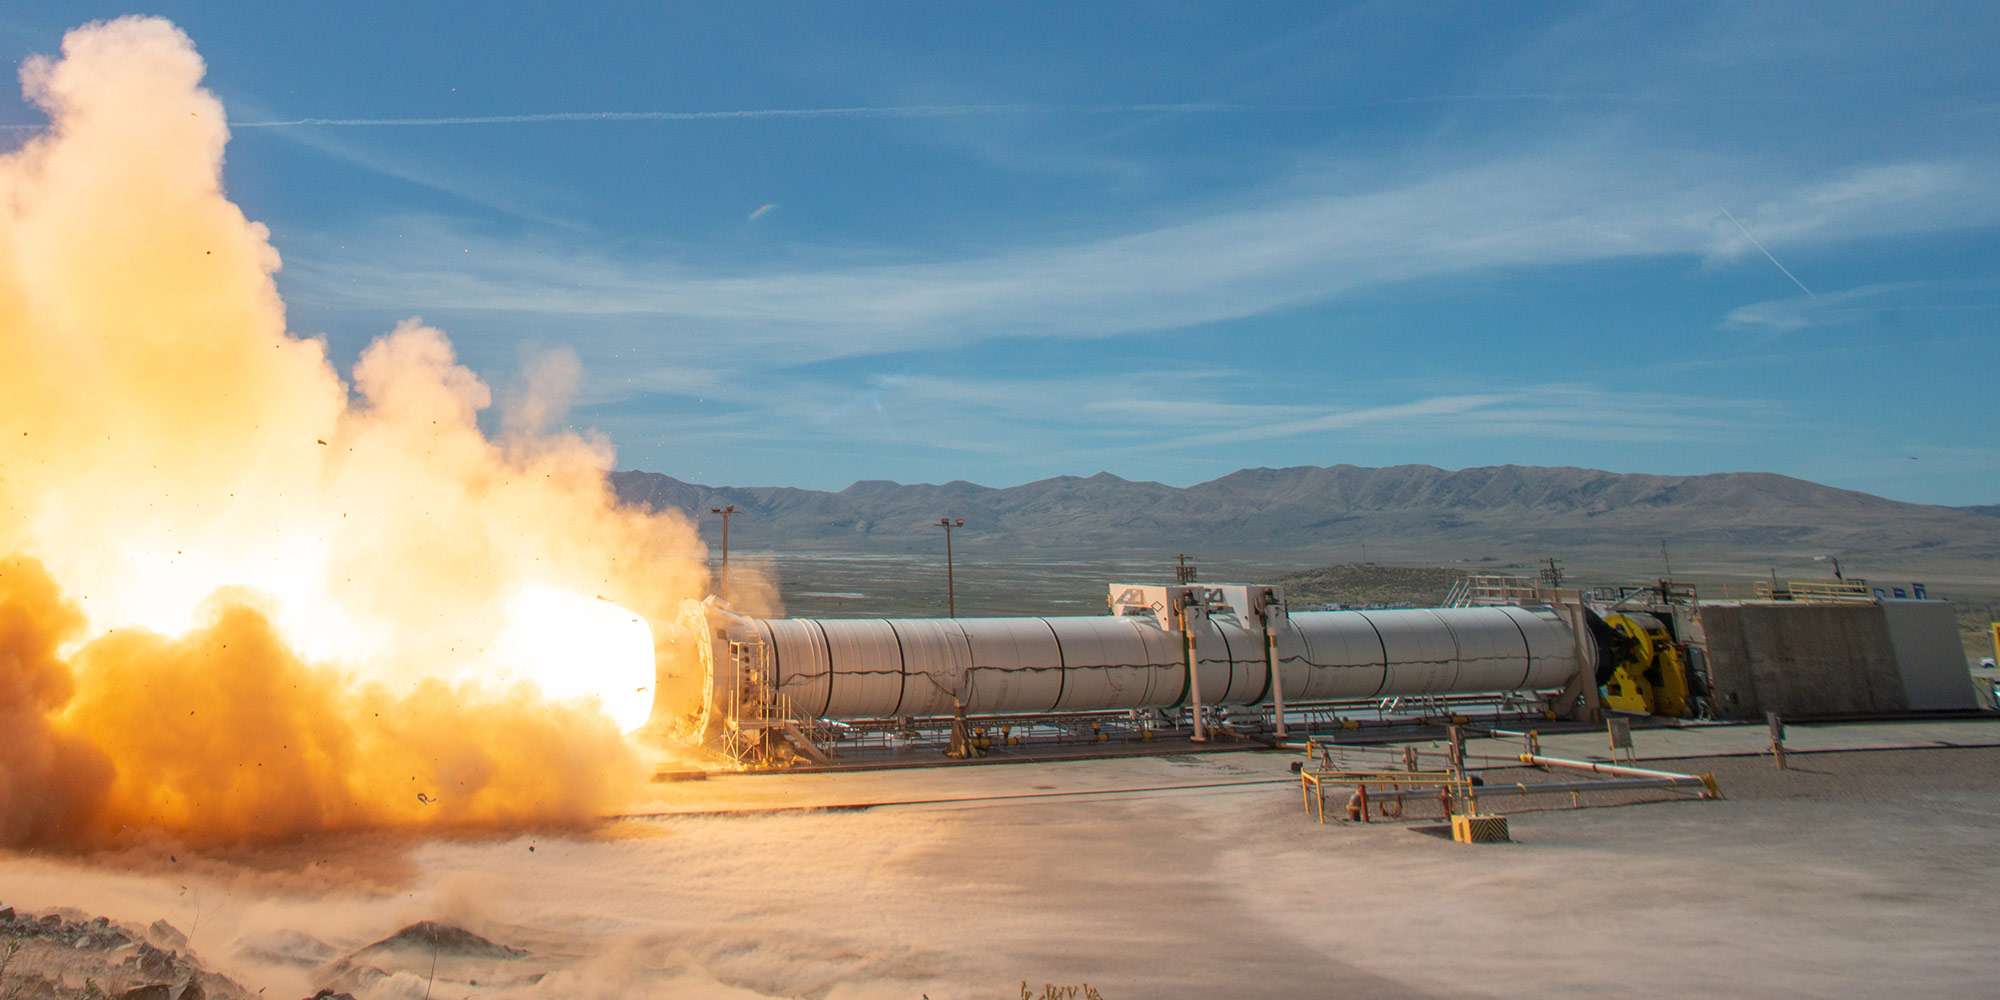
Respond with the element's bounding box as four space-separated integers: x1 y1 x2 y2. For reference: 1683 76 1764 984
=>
1752 579 1874 602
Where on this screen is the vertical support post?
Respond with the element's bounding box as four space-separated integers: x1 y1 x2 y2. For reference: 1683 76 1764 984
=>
1183 600 1207 743
1550 590 1603 722
1267 625 1287 738
1443 724 1470 815
1459 726 1482 815
1448 728 1464 820
1607 716 1634 765
947 695 973 759
1767 711 1787 770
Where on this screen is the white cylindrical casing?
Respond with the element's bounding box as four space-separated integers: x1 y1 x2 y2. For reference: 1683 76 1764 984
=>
820 618 906 717
891 617 973 717
1046 616 1184 711
1287 614 1389 701
761 618 833 717
1196 620 1270 706
1362 609 1463 694
720 605 1582 720
1499 605 1582 690
960 617 1064 714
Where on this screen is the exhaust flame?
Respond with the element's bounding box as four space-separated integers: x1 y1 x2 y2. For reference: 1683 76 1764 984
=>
490 585 660 733
0 17 708 846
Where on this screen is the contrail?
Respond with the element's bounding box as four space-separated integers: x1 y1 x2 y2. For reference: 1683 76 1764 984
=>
1720 207 1814 298
227 94 1639 127
0 94 1649 131
226 102 1243 128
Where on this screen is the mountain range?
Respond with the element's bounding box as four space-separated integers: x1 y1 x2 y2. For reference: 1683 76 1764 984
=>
611 464 2000 580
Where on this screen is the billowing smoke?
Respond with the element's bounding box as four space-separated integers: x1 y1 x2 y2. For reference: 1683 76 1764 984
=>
0 17 709 847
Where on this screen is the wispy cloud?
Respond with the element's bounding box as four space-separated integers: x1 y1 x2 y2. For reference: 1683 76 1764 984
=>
1722 281 1999 334
581 364 1777 467
0 101 1261 132
1153 394 1515 449
182 93 1675 134
1139 385 1777 451
234 119 590 230
573 365 725 406
0 91 1708 133
284 152 1998 365
225 102 1244 129
1708 163 1977 260
581 366 1323 471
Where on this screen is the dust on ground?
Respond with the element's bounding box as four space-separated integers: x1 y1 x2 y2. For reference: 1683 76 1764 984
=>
3 744 1996 999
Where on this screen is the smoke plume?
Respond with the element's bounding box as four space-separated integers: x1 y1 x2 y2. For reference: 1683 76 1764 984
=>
0 17 707 847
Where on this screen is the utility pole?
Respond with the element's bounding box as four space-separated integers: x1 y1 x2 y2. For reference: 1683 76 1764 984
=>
1174 553 1197 585
937 517 964 617
709 504 738 594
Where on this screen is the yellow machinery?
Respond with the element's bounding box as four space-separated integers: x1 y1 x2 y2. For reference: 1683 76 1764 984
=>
1599 612 1692 716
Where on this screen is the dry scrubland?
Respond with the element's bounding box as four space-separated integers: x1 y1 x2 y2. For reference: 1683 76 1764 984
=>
1266 564 1466 607
3 740 1997 999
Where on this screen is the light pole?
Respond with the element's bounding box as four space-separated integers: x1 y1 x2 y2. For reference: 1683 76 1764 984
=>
1814 554 1844 580
937 517 963 617
710 504 738 594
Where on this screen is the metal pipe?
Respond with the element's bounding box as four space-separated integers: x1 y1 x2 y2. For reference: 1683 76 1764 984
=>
1517 753 1720 798
1518 753 1708 782
1343 776 1708 802
1474 776 1711 797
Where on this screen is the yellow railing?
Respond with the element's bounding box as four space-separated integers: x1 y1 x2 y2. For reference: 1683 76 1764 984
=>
1453 575 1542 607
1750 579 1874 603
1301 768 1467 823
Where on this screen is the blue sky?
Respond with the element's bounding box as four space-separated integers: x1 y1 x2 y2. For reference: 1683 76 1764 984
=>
5 3 1997 504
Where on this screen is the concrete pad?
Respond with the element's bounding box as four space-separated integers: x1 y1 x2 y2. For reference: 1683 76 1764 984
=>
1465 716 2000 764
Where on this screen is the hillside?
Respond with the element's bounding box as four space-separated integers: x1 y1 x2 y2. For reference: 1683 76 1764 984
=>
1269 564 1467 609
612 464 2000 578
